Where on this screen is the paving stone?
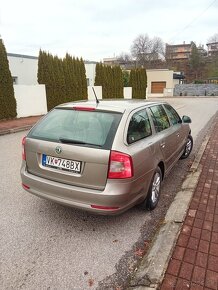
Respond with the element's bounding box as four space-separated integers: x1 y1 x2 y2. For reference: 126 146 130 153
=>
209 242 218 256
198 240 210 254
205 270 218 289
201 229 211 242
167 259 181 276
161 274 177 290
182 225 192 236
183 248 197 264
177 234 189 247
211 232 218 243
193 218 204 229
195 211 205 220
187 237 199 250
203 220 213 231
173 246 185 261
191 266 206 286
212 222 218 232
179 262 193 280
175 278 190 290
190 283 204 290
208 255 218 272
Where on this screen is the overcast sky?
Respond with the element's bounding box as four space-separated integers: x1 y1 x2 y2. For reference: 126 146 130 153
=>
0 0 217 61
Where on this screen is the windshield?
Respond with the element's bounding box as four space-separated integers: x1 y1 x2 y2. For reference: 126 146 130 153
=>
28 108 122 150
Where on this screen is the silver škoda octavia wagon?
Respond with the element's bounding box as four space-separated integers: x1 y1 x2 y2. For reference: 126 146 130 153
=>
21 100 193 215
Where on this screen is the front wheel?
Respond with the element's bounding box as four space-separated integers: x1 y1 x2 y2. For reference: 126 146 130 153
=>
143 167 162 210
180 135 193 159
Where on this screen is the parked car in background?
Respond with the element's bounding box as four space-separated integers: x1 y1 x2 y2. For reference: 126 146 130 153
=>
21 100 193 215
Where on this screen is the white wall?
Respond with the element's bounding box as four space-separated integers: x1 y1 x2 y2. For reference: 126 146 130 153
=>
124 87 132 99
88 86 136 100
87 86 102 100
8 55 38 85
85 63 96 86
163 88 174 97
14 85 47 118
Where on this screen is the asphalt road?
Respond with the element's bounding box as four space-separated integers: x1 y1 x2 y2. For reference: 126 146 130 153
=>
0 98 217 290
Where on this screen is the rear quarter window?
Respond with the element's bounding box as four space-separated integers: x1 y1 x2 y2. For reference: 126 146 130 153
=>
127 109 152 144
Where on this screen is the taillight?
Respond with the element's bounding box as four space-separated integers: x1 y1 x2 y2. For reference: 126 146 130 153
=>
108 151 133 179
22 137 26 160
73 106 96 111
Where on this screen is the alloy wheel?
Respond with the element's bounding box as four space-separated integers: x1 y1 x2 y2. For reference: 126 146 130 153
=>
151 172 161 203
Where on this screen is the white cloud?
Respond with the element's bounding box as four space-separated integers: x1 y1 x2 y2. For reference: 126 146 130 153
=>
0 0 217 60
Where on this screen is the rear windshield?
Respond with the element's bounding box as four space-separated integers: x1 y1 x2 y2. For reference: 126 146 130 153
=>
28 108 122 150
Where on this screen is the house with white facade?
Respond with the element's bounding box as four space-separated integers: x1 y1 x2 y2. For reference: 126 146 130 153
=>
7 53 97 86
146 69 184 98
7 53 99 118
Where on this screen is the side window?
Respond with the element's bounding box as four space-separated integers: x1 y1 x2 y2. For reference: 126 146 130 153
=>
127 109 152 144
149 105 170 132
164 104 181 125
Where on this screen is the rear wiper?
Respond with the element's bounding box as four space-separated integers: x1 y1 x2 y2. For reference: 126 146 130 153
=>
59 137 87 144
59 137 102 147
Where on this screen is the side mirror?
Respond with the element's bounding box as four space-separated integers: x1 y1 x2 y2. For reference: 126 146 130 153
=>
182 115 192 123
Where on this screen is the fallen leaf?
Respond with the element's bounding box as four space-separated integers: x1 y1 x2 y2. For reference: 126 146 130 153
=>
134 248 145 257
144 240 150 247
113 239 118 243
88 278 94 287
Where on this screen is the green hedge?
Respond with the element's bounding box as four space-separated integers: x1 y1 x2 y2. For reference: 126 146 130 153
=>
0 39 17 120
95 63 123 98
129 68 147 99
38 50 87 111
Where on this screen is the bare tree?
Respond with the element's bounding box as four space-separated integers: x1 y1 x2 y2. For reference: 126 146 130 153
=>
131 34 165 68
117 52 132 63
207 33 218 43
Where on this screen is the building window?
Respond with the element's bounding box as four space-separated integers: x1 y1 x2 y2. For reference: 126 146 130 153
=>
12 76 18 84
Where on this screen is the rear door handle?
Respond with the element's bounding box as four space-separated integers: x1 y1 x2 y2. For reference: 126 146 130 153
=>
160 142 165 148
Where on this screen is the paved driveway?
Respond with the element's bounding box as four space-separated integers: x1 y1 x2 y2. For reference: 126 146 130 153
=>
0 98 217 289
160 97 218 140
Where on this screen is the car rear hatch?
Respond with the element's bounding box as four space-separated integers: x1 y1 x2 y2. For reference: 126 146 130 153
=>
25 106 122 190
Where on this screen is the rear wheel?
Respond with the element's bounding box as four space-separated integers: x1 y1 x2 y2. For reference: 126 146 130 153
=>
180 135 193 159
141 167 162 210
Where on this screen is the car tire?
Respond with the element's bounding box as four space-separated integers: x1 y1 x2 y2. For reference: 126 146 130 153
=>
180 135 193 159
140 167 162 211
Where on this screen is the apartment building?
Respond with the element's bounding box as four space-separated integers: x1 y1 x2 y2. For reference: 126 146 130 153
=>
206 42 218 57
165 42 193 60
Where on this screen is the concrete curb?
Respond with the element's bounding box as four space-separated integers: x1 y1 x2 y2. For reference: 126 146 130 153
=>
0 125 32 136
128 133 211 290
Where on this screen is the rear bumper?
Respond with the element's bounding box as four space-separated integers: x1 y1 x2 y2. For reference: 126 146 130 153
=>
20 166 144 215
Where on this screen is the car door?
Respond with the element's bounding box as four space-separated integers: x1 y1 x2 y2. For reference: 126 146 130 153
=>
125 108 156 199
163 103 186 159
148 104 179 172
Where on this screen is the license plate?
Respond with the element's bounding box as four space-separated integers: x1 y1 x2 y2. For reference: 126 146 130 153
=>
42 154 81 173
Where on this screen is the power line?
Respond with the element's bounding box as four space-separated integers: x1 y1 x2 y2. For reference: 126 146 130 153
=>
168 0 217 43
